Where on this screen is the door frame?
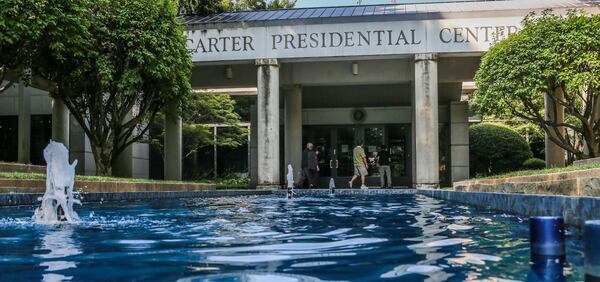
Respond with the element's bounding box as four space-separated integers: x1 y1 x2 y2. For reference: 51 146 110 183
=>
303 124 412 188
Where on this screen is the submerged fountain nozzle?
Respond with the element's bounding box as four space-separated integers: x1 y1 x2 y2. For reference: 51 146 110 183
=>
527 216 566 282
585 220 600 282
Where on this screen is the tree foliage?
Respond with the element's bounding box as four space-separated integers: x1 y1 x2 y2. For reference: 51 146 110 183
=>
150 92 247 160
511 122 545 159
182 92 247 158
177 0 228 16
177 0 296 15
522 158 546 170
232 0 296 10
0 0 83 92
473 11 600 160
469 123 533 177
40 0 192 176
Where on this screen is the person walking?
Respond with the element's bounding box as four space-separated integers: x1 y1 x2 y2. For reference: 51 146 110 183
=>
377 145 392 188
297 143 319 188
349 141 368 189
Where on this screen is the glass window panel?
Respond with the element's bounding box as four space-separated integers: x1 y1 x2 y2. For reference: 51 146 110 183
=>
308 8 326 18
331 8 345 17
364 127 384 176
388 125 409 178
290 9 306 19
336 127 355 177
320 8 336 18
363 6 376 15
0 116 18 162
341 7 356 17
352 6 366 16
30 115 52 165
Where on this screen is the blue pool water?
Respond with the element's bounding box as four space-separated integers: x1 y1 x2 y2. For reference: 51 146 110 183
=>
0 193 584 281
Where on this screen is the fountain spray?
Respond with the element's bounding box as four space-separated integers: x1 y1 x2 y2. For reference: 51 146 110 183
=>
286 164 294 200
33 141 81 223
329 178 336 195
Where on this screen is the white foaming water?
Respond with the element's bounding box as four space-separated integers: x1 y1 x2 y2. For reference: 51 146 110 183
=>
380 264 443 278
448 224 474 231
286 164 294 188
33 141 81 223
408 238 474 249
286 164 294 199
447 253 502 265
194 237 387 254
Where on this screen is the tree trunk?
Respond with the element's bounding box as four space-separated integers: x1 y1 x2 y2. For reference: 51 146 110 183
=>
91 144 113 176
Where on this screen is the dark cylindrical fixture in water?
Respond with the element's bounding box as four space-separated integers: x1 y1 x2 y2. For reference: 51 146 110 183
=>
585 220 600 282
527 216 566 282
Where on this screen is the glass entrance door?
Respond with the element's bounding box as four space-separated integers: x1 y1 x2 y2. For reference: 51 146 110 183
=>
303 124 411 188
334 127 356 178
388 125 411 186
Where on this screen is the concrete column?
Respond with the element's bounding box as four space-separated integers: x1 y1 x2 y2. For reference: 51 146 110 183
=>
51 98 70 148
113 144 133 178
249 105 258 186
449 101 469 183
113 143 151 179
284 85 302 178
164 110 182 180
69 116 96 175
256 58 280 187
112 113 134 178
17 83 30 163
413 53 439 188
545 90 566 167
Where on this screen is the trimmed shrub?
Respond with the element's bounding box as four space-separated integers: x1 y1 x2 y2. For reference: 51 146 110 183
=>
522 158 546 170
470 123 533 177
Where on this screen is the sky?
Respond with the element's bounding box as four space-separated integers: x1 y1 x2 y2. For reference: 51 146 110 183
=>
295 0 465 8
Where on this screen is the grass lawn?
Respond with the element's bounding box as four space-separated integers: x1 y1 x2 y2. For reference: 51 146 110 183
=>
0 171 199 184
0 171 256 189
472 162 600 180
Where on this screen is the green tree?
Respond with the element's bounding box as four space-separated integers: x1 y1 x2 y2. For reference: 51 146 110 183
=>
177 0 228 15
233 0 296 10
511 122 545 159
0 0 83 92
470 123 533 177
40 0 192 176
182 92 247 158
150 93 247 158
177 0 295 15
473 11 600 160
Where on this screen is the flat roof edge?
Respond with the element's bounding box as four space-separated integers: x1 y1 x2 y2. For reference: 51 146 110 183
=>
185 6 600 31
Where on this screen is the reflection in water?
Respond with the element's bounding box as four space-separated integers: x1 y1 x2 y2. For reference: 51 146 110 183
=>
35 226 81 282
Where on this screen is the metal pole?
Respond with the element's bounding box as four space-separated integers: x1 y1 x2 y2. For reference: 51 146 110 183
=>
213 126 218 178
247 125 251 178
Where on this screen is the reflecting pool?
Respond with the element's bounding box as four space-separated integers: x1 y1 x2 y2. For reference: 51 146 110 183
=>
0 194 584 281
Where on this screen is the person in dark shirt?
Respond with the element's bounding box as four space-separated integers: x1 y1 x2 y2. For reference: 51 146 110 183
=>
376 145 392 188
297 143 319 188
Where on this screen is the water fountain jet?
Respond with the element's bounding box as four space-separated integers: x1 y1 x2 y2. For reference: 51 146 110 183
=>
286 164 294 200
329 178 335 195
33 141 81 223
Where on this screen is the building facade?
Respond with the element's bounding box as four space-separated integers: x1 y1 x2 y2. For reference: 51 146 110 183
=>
182 0 598 188
1 0 597 187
